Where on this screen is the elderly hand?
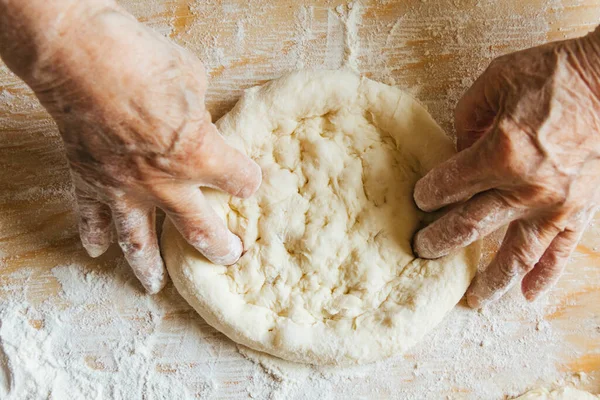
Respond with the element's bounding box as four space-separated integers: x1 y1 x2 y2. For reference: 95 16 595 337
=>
413 28 600 308
0 0 261 293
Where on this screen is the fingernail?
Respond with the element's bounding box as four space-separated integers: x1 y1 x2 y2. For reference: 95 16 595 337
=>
523 288 541 303
142 267 168 295
466 290 484 309
82 241 110 258
466 279 491 309
413 180 435 212
224 232 243 265
413 230 439 259
203 232 243 265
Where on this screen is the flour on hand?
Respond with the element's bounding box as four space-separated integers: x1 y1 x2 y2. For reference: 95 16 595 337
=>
161 70 481 365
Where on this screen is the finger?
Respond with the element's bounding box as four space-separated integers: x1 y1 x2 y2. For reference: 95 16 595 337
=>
112 205 167 294
521 211 592 301
413 136 498 212
193 123 262 198
455 61 501 151
158 186 243 265
413 190 523 259
466 217 564 308
75 188 113 258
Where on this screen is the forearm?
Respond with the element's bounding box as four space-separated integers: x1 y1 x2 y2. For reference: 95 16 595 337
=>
0 0 116 84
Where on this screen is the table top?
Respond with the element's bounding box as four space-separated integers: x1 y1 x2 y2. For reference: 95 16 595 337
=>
0 1 599 399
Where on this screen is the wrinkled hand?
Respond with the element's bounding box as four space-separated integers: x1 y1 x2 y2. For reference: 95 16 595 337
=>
0 1 261 293
413 29 600 308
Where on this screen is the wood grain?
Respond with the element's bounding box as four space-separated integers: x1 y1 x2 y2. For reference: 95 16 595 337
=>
1 0 599 398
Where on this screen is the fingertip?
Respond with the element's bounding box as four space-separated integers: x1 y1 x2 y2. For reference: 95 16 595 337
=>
76 194 113 259
82 241 110 258
413 178 435 212
199 231 243 265
521 279 545 303
466 286 484 309
465 274 495 309
412 228 446 259
236 160 262 199
412 229 428 258
523 290 538 303
111 206 167 295
125 247 168 295
141 263 168 294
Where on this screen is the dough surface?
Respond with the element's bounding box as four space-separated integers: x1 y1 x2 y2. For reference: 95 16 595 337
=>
161 70 481 365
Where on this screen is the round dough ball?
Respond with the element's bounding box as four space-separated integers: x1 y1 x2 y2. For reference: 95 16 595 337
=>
161 70 481 365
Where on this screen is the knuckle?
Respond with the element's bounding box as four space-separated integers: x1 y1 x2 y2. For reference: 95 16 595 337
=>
506 242 537 273
489 131 522 177
456 219 479 245
544 217 568 234
542 250 562 266
118 237 153 260
118 238 144 254
186 227 219 250
496 260 517 279
550 239 574 260
512 252 534 272
453 211 481 244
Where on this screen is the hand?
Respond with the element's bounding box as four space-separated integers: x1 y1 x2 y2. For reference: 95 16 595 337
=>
413 28 600 308
0 1 261 293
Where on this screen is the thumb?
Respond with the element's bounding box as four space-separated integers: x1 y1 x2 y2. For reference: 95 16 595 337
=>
191 123 262 198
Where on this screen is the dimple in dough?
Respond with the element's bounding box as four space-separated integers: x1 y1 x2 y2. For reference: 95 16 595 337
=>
161 70 481 365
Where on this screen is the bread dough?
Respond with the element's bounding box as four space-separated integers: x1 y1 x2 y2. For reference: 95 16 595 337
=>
161 70 481 365
513 387 599 399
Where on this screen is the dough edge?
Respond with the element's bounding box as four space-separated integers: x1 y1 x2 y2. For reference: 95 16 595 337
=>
161 70 482 365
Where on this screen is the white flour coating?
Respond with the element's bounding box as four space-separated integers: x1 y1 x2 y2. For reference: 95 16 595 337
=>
1 0 600 398
0 263 215 399
162 70 481 365
0 261 595 399
513 387 599 399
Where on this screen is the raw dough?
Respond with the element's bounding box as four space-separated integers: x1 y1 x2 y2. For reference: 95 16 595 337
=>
513 387 599 399
161 70 481 365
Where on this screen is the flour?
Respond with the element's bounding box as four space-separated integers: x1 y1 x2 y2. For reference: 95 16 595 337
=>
0 262 216 399
235 285 585 400
337 2 362 72
0 259 594 399
1 0 600 398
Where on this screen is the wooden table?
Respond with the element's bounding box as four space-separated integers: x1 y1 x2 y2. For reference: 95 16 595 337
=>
1 1 599 398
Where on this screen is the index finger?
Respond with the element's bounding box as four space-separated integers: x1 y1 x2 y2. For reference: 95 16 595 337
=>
413 135 497 212
158 186 243 265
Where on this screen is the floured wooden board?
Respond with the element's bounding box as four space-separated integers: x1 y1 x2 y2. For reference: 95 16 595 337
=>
0 1 599 398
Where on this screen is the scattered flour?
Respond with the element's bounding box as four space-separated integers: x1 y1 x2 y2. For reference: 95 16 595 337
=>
1 0 600 398
0 263 216 399
0 246 595 399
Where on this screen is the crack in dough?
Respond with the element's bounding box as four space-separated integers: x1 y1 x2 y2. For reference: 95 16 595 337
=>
161 70 481 365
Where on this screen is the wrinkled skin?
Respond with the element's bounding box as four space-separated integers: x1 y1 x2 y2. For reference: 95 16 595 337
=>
3 1 600 306
0 0 261 293
414 30 600 308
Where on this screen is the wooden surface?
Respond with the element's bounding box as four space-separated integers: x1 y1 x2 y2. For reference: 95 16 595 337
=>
1 0 600 398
